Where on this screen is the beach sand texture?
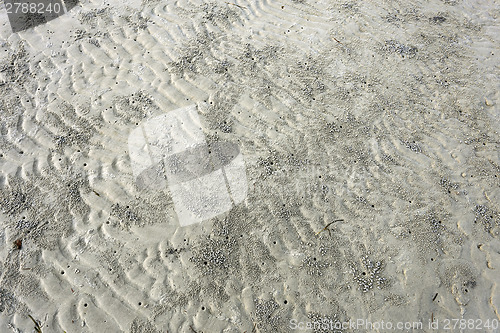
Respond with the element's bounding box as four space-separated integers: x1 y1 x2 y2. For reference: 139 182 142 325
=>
0 0 499 332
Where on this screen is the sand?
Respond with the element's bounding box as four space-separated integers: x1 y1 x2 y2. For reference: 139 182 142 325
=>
0 0 499 332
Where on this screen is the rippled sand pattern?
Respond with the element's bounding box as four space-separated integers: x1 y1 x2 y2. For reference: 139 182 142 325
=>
0 0 499 332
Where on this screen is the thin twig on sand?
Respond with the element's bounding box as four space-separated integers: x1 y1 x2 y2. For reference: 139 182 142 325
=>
225 2 247 10
316 219 344 236
28 315 42 333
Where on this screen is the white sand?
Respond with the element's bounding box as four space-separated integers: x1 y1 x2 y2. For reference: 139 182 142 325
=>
0 0 499 332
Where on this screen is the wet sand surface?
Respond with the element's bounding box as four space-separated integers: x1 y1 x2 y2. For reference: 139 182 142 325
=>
0 0 499 332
